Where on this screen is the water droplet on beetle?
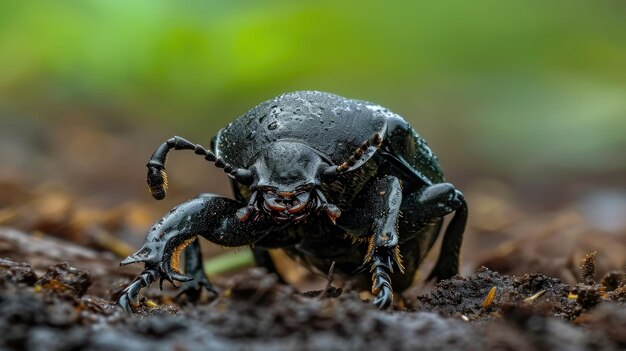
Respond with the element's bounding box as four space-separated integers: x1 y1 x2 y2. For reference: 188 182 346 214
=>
268 122 278 130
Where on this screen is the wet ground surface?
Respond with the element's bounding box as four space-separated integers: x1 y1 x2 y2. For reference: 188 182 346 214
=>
1 227 625 351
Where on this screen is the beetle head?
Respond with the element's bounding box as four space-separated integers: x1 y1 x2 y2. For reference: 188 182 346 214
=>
236 141 340 223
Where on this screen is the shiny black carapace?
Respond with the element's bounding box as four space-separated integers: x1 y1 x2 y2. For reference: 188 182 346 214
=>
118 91 467 311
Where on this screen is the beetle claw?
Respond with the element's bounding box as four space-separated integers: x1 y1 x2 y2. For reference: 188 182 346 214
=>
373 285 393 309
158 262 192 290
117 266 160 313
118 292 134 313
175 273 219 303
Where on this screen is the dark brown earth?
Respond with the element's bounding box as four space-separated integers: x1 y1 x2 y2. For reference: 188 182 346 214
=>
1 227 625 351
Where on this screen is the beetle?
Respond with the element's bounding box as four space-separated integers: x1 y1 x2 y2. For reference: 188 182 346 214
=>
117 91 467 311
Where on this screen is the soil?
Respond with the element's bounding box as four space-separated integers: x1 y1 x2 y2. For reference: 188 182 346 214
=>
1 227 625 351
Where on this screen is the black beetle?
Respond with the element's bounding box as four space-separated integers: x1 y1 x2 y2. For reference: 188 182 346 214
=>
118 91 467 311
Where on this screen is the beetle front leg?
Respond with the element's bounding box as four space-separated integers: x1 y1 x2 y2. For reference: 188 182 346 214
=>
118 194 274 312
338 175 403 309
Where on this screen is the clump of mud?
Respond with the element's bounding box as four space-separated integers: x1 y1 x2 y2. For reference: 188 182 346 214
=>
418 267 581 320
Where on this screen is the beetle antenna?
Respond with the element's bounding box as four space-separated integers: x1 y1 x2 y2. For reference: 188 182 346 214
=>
147 136 254 200
322 132 383 182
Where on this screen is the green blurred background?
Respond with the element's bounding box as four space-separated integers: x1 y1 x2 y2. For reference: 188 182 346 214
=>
0 0 624 205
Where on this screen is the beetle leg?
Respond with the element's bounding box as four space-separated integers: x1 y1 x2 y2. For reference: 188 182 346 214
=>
427 196 466 281
117 265 160 313
352 175 404 270
401 183 467 281
337 175 403 309
118 194 274 313
411 183 465 222
175 238 218 303
370 252 395 309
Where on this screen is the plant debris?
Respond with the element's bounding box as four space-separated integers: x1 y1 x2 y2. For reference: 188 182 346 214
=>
581 251 597 285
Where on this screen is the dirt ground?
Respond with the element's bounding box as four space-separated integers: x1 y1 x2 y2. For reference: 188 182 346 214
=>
0 230 625 351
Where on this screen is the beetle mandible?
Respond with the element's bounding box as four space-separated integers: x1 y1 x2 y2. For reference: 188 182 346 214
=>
118 91 467 311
